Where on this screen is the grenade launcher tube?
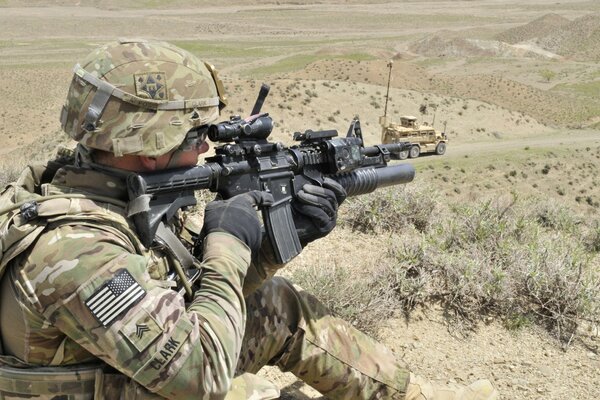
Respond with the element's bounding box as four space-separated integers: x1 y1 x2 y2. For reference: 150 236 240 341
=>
332 164 415 197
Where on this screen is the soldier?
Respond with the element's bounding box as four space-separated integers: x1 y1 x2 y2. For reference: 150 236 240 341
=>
0 40 498 400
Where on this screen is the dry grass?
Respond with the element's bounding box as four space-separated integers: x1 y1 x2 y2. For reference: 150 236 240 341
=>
0 156 26 189
304 186 600 344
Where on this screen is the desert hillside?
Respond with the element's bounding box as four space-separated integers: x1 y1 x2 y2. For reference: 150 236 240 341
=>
495 13 571 44
493 11 600 61
539 13 600 60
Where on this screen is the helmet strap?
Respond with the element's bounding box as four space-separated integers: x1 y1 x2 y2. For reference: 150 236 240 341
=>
164 148 186 170
83 79 116 132
74 144 94 168
75 144 130 179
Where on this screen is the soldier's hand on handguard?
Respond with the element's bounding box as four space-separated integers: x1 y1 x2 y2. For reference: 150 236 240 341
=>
292 177 347 246
202 191 274 258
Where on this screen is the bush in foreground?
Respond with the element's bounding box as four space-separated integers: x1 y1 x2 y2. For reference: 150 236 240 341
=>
294 187 600 344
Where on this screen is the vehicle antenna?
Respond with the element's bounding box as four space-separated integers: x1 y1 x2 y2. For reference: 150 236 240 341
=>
383 60 393 119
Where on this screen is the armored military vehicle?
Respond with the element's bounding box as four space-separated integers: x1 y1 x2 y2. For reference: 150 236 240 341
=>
379 115 447 159
378 60 447 159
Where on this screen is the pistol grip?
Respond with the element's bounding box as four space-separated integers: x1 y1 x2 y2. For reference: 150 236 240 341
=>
262 202 302 264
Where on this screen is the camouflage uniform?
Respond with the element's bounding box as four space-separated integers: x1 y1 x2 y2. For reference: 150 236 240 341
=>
0 162 411 399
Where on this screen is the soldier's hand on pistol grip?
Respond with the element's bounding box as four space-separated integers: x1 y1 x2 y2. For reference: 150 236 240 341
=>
292 177 347 246
202 191 274 257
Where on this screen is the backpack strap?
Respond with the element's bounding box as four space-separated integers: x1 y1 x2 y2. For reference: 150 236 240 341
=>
1 194 129 270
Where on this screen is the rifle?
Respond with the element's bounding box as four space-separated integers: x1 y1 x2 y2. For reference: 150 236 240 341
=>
127 84 415 264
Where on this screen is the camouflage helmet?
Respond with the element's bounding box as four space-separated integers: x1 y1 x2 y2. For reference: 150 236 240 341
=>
60 39 227 157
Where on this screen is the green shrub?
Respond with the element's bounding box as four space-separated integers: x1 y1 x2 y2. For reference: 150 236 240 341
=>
584 221 600 252
289 263 399 336
521 238 599 341
532 201 580 233
333 190 600 342
340 186 440 234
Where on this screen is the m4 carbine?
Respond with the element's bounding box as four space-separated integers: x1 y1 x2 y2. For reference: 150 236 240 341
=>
127 84 415 264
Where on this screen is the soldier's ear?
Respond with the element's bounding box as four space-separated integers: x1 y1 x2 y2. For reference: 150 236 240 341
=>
139 156 158 171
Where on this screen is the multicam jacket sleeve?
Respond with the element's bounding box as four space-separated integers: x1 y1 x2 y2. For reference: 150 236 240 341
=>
17 223 250 400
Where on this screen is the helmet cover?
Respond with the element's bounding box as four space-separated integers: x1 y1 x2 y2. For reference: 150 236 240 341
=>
60 39 227 157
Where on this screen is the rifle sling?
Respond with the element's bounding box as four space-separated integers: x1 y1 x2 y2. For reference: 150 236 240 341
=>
155 222 195 298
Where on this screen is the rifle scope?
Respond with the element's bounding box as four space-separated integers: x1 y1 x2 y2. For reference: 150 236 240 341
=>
208 115 273 142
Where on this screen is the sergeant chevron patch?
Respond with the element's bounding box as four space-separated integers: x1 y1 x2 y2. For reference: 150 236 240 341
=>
136 323 150 338
85 269 146 327
120 308 163 353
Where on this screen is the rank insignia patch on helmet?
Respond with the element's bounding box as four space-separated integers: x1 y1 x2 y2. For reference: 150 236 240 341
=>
134 72 167 100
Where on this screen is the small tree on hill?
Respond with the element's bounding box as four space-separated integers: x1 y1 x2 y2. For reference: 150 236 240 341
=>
539 69 556 83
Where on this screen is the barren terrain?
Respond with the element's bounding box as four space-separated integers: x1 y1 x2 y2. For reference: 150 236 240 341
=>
0 1 599 399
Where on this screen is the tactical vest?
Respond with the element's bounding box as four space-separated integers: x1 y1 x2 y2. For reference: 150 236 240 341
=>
0 161 148 399
0 161 279 400
0 164 139 279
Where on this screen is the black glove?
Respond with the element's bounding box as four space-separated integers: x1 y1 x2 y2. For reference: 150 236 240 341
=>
292 177 347 246
202 191 274 257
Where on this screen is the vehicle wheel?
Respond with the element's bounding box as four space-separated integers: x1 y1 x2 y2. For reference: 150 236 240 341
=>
435 142 446 155
398 149 409 160
409 146 420 158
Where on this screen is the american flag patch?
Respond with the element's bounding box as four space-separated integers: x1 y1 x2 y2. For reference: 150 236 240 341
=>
85 269 146 327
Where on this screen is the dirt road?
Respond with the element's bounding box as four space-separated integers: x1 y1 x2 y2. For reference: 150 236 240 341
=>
425 129 600 161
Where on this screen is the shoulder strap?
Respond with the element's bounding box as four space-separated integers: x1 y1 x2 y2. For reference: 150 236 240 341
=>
1 194 129 269
0 193 127 218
